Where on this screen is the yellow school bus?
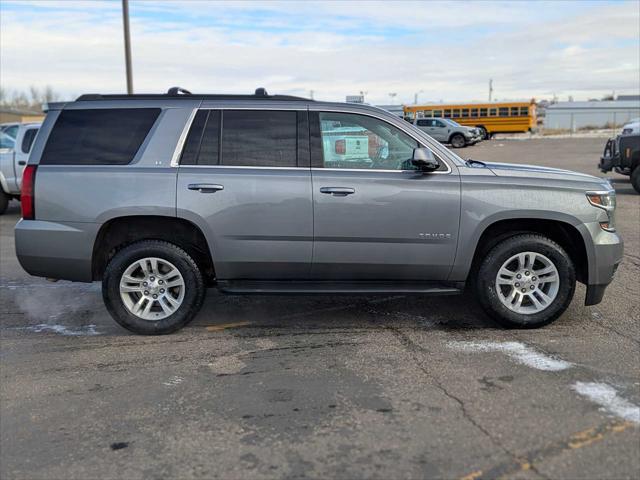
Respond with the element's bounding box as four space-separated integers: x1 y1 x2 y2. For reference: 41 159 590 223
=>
403 100 537 138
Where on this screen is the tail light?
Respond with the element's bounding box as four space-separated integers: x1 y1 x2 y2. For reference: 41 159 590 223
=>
21 165 37 220
335 139 346 155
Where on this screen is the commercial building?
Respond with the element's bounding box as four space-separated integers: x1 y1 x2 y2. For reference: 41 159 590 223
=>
544 100 640 130
0 108 45 124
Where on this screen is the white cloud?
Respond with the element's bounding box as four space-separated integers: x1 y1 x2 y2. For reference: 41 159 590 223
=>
1 1 638 104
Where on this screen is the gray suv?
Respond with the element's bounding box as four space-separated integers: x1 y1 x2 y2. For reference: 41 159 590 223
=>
15 88 623 334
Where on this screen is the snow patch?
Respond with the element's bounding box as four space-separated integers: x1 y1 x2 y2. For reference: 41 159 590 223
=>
448 341 572 371
163 376 184 387
573 382 640 424
17 323 101 336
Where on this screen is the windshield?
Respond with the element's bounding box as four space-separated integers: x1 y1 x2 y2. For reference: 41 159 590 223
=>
0 132 15 149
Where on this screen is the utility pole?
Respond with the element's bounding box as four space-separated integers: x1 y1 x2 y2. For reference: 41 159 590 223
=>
122 0 133 94
414 90 423 104
488 79 493 102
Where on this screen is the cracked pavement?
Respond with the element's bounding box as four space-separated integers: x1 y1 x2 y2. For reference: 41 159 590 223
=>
1 138 639 479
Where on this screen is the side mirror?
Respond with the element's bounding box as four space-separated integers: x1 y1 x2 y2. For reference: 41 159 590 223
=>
411 148 440 172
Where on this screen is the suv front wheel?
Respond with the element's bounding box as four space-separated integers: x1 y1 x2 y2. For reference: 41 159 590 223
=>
102 240 205 334
475 234 576 328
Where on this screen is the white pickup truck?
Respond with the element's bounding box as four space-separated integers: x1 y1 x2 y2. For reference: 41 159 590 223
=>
0 123 41 214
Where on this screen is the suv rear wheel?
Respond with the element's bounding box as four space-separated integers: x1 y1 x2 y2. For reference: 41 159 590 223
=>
475 234 576 328
102 240 205 334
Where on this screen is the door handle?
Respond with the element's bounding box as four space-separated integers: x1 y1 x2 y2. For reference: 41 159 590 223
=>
320 187 355 196
188 183 224 193
18 161 26 165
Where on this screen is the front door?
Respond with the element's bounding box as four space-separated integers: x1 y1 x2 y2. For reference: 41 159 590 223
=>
177 109 313 280
310 111 460 281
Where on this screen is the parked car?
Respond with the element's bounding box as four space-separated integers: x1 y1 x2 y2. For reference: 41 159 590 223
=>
0 122 40 214
599 133 640 193
621 118 639 136
15 88 622 334
413 118 481 148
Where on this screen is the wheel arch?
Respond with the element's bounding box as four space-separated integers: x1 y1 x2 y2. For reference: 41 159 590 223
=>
462 217 591 286
92 215 216 285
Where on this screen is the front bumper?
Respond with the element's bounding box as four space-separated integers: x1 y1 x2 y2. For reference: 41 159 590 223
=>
580 222 623 306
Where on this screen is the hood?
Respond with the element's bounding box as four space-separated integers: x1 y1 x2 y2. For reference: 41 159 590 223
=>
482 161 609 185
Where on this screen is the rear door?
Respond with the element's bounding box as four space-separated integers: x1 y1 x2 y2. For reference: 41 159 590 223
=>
432 119 450 141
176 108 313 280
310 110 461 281
416 119 446 141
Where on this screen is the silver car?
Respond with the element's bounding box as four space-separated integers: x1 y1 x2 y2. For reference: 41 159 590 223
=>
14 88 622 334
414 118 481 148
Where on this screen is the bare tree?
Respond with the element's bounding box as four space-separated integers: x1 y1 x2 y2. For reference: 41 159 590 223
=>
0 86 62 112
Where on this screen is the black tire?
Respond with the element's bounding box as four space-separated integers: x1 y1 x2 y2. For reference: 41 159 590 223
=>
102 240 205 335
477 126 489 140
0 190 8 215
475 234 576 328
631 167 640 194
450 133 466 148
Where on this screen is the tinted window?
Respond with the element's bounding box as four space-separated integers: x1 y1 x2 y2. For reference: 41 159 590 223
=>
180 110 208 165
470 108 478 117
21 128 39 154
318 112 419 171
199 111 221 165
416 119 430 127
520 107 529 116
434 120 446 128
41 108 160 165
480 108 488 116
433 110 442 118
511 107 519 116
221 110 297 167
499 107 509 116
489 108 497 116
443 110 451 118
180 110 221 166
461 109 469 118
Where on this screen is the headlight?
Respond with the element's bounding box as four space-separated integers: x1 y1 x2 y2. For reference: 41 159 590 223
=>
586 191 616 232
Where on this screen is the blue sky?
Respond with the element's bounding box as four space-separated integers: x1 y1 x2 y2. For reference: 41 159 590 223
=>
1 0 638 103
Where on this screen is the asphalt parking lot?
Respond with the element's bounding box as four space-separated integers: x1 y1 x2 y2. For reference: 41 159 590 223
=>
1 137 638 479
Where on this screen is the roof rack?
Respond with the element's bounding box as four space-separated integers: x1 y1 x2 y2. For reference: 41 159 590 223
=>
76 87 313 102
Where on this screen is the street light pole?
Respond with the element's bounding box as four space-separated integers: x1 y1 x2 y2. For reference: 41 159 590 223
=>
122 0 133 94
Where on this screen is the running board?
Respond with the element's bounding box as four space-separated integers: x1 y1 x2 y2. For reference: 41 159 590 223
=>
217 280 463 295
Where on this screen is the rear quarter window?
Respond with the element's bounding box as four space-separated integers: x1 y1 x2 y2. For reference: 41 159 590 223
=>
21 128 39 154
40 108 160 165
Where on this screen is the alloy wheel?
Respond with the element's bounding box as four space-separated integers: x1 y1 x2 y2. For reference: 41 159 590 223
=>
495 251 560 314
119 257 185 320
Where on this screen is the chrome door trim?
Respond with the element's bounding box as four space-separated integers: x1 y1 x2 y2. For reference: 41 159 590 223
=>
170 107 198 167
176 165 309 171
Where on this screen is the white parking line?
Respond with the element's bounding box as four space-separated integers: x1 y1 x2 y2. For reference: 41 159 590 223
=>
573 382 640 424
448 341 573 371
